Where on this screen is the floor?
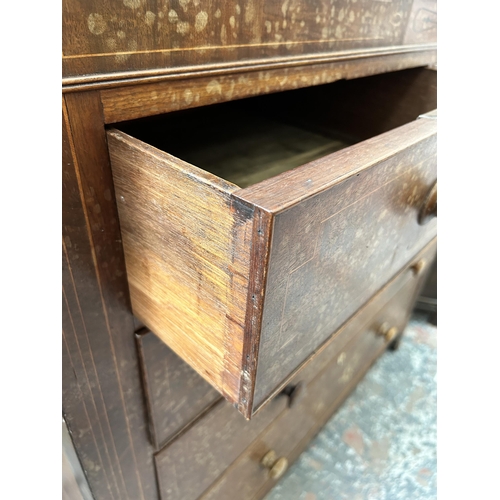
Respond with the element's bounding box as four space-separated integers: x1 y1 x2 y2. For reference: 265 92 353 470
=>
264 313 437 500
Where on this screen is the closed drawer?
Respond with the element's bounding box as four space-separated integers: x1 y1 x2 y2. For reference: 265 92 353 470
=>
155 240 434 500
201 243 435 500
136 330 221 449
108 67 437 418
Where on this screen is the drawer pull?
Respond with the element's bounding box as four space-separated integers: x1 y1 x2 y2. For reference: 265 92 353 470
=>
411 259 427 276
419 181 437 225
260 450 289 480
281 381 307 408
378 323 399 342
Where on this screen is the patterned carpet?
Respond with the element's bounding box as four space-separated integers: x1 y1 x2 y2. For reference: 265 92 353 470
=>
264 313 437 500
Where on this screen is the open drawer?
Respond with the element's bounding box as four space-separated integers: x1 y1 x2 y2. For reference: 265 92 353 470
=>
107 67 437 418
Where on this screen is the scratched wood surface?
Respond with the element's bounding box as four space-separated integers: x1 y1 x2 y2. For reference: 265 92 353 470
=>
248 127 437 409
107 129 256 403
201 247 435 500
251 239 437 409
136 329 221 449
62 93 158 500
62 0 436 82
108 70 436 416
98 49 436 122
154 394 289 500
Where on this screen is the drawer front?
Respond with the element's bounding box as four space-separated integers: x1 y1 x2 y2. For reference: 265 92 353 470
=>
201 255 431 500
108 75 437 418
137 330 221 449
154 240 434 500
154 392 288 500
246 119 437 410
260 239 437 406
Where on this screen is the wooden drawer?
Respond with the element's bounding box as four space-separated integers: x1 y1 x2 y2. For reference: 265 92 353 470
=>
136 330 221 449
201 242 435 500
139 238 433 453
108 67 437 418
155 240 435 500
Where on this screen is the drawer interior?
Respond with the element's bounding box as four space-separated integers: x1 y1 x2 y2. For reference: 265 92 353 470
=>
115 67 436 188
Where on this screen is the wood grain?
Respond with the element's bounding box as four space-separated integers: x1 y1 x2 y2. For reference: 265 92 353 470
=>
63 0 436 81
108 73 437 416
136 329 221 450
62 94 158 500
154 394 288 500
251 239 437 412
107 129 253 403
201 241 433 499
100 49 437 123
201 244 435 500
247 126 437 409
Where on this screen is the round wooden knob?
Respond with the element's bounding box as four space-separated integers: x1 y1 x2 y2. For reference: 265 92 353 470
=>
378 323 398 342
419 181 437 225
260 450 289 480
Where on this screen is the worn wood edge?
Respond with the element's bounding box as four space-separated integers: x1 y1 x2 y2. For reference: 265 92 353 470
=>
136 329 224 451
236 115 438 214
106 129 240 195
62 44 437 91
135 330 161 451
100 50 437 123
229 199 274 419
108 131 236 400
108 129 253 404
250 237 437 417
418 108 438 120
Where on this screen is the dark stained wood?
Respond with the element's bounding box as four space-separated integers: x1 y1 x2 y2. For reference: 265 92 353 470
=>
253 239 437 412
99 50 436 122
201 249 434 500
154 394 289 500
63 0 436 82
62 93 158 500
149 239 434 500
107 75 437 416
248 123 437 409
136 329 221 449
63 2 439 498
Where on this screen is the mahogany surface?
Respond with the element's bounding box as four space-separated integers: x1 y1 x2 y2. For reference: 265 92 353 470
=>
62 2 437 497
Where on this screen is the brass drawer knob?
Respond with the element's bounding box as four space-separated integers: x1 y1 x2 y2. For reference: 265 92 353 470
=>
411 259 427 276
378 323 398 342
260 450 289 480
419 181 437 225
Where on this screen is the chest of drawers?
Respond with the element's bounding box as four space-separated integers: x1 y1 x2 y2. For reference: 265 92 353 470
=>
62 2 437 498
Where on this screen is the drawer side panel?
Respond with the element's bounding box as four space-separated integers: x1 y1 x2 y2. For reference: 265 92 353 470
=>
108 130 252 402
